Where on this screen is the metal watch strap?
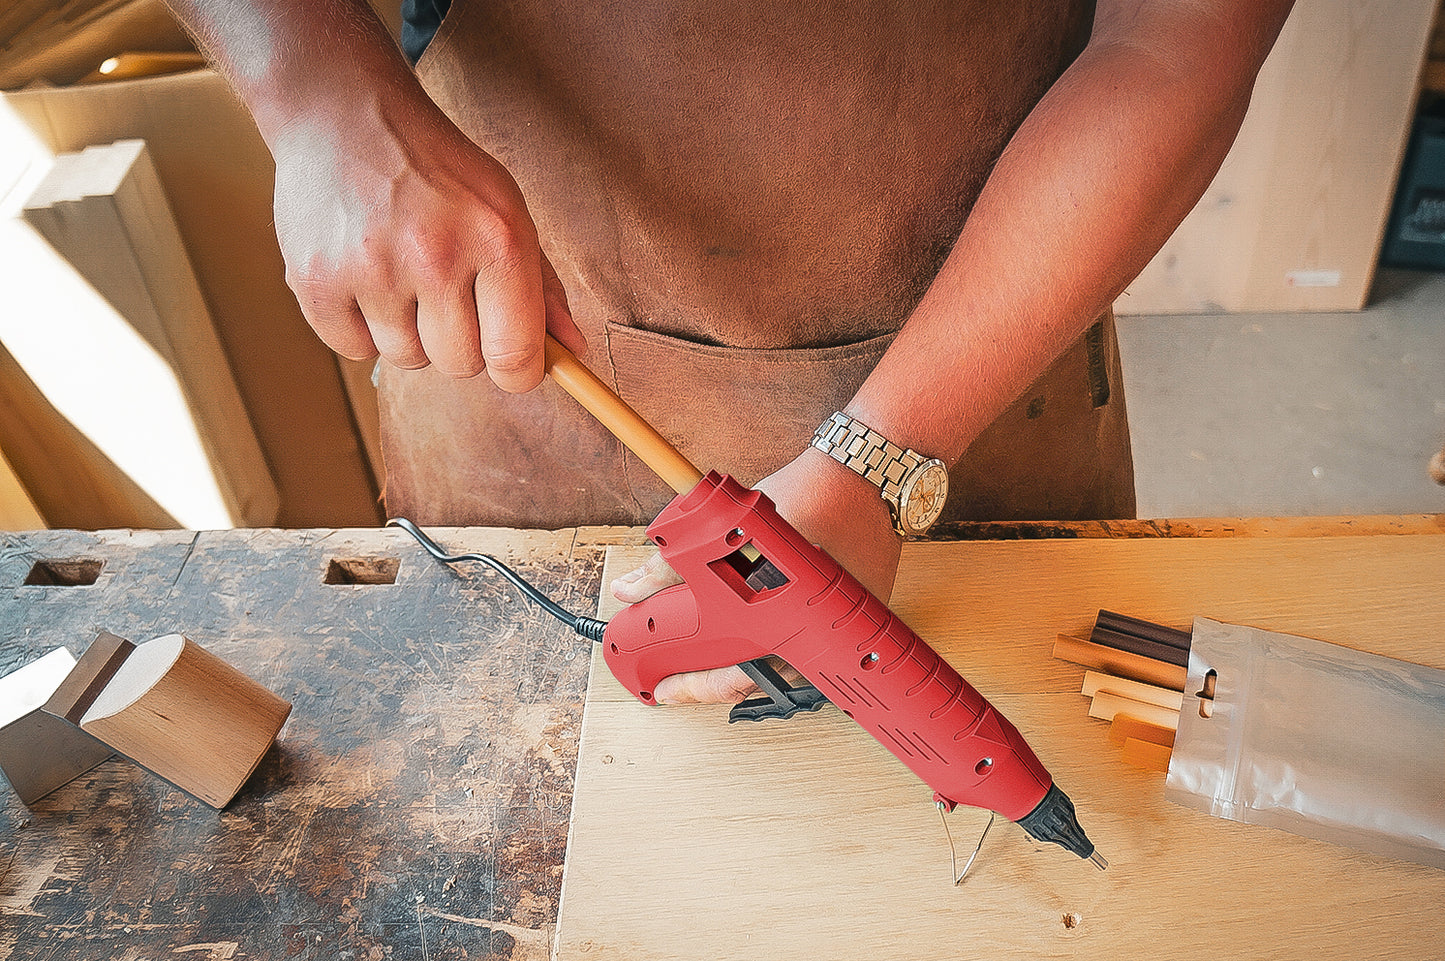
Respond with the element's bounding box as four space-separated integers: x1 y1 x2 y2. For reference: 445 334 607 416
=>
810 412 925 507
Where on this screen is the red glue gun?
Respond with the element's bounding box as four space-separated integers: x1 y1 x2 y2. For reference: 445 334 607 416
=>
604 472 1103 865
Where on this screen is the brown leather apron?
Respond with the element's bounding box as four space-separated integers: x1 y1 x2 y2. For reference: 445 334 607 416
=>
381 0 1135 528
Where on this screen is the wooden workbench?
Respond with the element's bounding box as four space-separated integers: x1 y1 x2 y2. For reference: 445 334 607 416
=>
1 517 1442 960
0 526 624 961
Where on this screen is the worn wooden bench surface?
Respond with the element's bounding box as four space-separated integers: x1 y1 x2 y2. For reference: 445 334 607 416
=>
1 517 1440 960
0 526 642 961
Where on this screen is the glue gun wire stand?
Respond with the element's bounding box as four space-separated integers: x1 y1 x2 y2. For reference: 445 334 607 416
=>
386 518 608 643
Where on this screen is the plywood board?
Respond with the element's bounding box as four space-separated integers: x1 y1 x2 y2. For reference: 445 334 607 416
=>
1117 0 1439 314
559 534 1445 960
0 525 605 959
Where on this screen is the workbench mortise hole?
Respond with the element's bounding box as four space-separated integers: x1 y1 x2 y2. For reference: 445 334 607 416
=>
324 557 400 585
24 558 104 586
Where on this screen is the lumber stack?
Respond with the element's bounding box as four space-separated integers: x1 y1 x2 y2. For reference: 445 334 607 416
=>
4 71 386 529
21 138 280 528
0 337 178 529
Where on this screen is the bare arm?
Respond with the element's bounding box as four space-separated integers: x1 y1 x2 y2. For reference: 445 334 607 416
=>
164 0 581 388
626 0 1296 703
844 0 1296 466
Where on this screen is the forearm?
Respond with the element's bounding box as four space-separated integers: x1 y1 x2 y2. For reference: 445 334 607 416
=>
164 0 420 145
845 1 1294 465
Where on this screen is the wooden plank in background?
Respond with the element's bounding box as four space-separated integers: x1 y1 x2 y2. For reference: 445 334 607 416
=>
0 339 175 530
1117 0 1440 314
559 532 1445 960
335 355 384 500
0 447 44 531
5 72 384 527
23 139 280 528
0 0 193 91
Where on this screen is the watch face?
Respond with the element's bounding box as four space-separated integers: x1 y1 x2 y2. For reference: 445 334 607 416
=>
898 460 949 535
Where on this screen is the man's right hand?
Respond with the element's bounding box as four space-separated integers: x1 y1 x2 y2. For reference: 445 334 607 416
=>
164 0 583 392
270 105 582 391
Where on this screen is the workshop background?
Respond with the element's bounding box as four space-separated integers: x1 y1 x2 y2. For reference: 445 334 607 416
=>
0 0 1443 531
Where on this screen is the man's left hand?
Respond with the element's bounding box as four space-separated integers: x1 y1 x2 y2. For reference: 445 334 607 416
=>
608 448 903 704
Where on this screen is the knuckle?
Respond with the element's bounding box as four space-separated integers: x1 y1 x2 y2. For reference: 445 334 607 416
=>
441 362 486 380
380 342 431 370
483 340 542 377
284 259 328 300
401 226 464 283
430 345 485 379
476 223 536 280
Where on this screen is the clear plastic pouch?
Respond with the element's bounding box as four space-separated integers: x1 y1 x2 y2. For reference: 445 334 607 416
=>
1165 617 1445 869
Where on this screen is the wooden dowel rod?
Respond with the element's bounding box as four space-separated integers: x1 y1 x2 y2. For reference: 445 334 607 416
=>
1053 634 1188 692
1095 610 1193 651
1089 625 1190 668
1081 671 1185 712
544 335 704 495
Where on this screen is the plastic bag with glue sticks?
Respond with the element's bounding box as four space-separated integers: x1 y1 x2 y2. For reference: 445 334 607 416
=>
1165 617 1445 869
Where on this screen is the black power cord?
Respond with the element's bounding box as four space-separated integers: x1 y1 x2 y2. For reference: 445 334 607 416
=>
387 518 608 642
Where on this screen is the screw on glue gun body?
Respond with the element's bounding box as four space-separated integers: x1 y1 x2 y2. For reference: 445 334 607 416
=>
602 472 1104 868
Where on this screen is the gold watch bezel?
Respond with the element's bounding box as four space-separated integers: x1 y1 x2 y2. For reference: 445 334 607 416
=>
894 457 949 536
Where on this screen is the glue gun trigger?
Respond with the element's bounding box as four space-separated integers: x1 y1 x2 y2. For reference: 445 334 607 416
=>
728 658 829 722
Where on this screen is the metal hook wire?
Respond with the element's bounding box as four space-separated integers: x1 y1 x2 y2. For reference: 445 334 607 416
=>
937 803 995 885
387 517 608 640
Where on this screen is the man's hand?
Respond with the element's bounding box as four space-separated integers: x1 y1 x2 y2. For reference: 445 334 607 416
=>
271 103 584 391
609 448 902 704
163 0 585 392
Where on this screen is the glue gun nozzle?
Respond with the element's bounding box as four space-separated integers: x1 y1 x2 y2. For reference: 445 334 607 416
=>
1014 783 1101 867
1089 850 1108 871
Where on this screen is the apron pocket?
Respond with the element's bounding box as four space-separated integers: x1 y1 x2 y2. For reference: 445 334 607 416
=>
603 322 895 494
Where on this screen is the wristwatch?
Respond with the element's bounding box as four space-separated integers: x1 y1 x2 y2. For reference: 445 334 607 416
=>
809 412 949 536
